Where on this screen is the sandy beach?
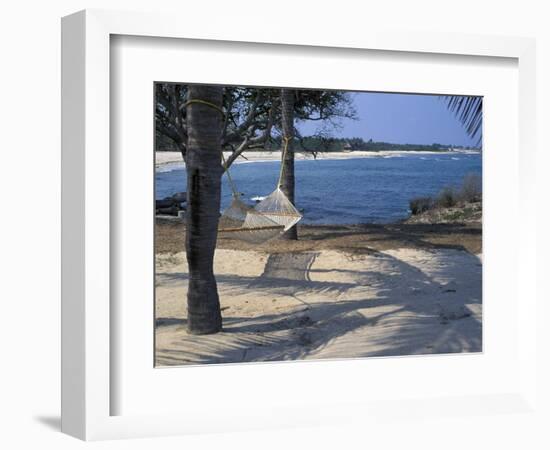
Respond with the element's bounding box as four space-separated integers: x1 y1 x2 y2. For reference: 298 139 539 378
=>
155 149 478 168
155 223 482 366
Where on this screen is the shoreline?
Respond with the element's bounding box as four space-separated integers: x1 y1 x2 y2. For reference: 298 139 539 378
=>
155 149 481 169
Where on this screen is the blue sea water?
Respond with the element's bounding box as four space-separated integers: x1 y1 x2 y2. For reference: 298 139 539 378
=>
156 152 482 224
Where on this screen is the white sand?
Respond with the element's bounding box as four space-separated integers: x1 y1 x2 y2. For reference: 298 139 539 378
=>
155 149 474 169
155 247 482 366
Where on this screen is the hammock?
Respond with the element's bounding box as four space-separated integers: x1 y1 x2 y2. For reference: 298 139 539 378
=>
254 187 302 231
185 98 302 244
217 153 285 244
218 194 284 244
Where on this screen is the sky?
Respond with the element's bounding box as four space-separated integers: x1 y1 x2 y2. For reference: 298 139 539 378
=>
297 92 480 147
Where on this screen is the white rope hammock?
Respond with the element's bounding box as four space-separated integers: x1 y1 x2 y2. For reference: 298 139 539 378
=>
218 194 284 244
254 187 302 232
218 137 302 244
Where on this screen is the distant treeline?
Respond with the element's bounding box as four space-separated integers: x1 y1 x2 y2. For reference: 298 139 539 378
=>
156 134 479 153
292 137 478 152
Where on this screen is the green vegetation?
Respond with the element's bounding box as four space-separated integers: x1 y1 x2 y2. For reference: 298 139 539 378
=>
156 135 478 153
409 173 482 217
292 136 479 153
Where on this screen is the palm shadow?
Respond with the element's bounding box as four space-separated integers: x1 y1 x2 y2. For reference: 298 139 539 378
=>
155 247 482 366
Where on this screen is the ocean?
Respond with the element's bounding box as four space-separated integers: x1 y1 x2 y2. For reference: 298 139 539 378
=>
155 152 482 224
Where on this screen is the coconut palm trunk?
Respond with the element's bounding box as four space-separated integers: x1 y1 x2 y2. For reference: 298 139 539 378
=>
185 85 224 334
280 88 298 240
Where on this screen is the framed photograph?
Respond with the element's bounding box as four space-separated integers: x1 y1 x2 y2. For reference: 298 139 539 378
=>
61 9 537 440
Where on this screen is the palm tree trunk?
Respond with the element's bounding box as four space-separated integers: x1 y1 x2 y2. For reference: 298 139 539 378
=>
280 88 298 240
185 85 223 334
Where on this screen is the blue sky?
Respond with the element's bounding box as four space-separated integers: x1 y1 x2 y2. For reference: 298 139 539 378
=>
297 92 480 147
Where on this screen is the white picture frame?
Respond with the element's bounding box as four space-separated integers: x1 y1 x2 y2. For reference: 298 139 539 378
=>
61 9 538 441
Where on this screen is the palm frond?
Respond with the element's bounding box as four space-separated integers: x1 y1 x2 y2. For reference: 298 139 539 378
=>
443 96 483 145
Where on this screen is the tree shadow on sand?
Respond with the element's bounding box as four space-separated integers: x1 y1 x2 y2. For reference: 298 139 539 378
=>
155 247 481 366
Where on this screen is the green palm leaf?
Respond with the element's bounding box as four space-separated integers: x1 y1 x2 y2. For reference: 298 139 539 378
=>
444 96 483 145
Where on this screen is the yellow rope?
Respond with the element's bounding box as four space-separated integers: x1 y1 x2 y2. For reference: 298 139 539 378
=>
277 136 292 188
184 99 225 117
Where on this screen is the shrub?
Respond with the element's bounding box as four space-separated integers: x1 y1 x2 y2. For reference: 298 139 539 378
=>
458 173 482 203
408 173 482 217
409 196 434 215
436 186 458 208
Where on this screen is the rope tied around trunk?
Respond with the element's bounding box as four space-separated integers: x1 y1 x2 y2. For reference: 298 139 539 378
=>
184 99 225 117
